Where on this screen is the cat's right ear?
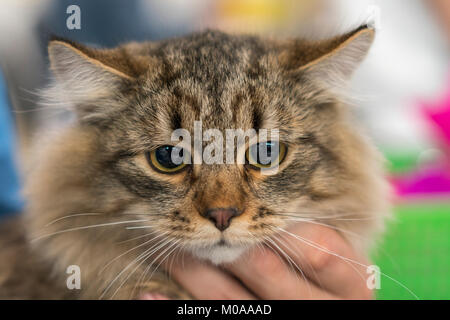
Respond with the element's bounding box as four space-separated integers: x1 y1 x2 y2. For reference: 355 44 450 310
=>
48 39 133 94
48 38 135 86
46 38 137 120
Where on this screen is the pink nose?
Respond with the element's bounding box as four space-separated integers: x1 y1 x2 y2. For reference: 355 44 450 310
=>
205 208 240 231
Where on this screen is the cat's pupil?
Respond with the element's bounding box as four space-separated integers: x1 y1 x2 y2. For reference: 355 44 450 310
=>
265 143 273 158
155 146 183 168
251 141 279 165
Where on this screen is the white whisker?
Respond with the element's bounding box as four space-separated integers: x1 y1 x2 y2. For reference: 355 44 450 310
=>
276 232 325 290
133 239 182 298
31 219 149 242
44 213 103 227
264 236 313 297
277 227 420 300
100 236 173 299
283 217 366 240
118 239 181 300
116 232 156 245
275 211 376 221
98 230 169 276
126 225 153 230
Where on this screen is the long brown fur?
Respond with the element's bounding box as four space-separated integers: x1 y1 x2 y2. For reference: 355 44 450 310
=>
0 27 389 299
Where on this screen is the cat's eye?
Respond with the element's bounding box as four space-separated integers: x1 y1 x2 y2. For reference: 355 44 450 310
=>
146 145 189 174
245 141 287 169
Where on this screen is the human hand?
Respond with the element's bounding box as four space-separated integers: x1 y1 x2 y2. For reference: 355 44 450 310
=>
142 224 374 300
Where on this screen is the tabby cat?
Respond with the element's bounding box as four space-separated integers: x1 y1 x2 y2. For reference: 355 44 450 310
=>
0 26 388 299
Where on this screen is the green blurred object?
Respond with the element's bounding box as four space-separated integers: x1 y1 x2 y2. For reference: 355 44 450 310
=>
372 203 450 300
382 149 421 174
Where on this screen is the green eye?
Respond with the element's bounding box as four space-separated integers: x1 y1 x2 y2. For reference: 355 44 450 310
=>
246 141 287 169
146 145 188 174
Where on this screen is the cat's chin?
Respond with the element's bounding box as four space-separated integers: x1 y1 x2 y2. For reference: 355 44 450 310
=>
191 244 247 265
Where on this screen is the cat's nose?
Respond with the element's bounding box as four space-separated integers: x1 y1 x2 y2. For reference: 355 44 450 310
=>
204 208 240 231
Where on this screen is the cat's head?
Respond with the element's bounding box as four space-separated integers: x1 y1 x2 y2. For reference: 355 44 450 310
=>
30 27 385 268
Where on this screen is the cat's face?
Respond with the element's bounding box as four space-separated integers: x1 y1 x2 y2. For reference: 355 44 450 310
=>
38 28 382 265
105 52 321 263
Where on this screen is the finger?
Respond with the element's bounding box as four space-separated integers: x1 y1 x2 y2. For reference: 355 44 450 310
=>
167 254 256 300
140 293 170 300
224 247 338 299
276 223 373 299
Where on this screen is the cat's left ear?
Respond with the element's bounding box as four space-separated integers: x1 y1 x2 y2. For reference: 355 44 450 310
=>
279 25 375 84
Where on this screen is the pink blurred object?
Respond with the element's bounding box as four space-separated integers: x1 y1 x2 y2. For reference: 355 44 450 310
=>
392 162 450 198
391 79 450 199
424 89 450 148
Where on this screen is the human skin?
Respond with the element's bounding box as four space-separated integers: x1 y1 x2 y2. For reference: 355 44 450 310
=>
142 223 374 300
428 0 450 41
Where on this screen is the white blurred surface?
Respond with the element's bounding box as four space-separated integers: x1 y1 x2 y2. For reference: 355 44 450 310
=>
346 0 449 151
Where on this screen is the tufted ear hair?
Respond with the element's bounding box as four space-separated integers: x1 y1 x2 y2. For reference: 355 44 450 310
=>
279 25 375 86
46 38 144 121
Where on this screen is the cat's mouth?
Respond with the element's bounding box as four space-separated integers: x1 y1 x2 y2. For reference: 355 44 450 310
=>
216 237 230 247
189 238 248 265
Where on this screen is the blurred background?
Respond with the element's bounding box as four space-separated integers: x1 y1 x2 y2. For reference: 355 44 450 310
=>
0 0 449 299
